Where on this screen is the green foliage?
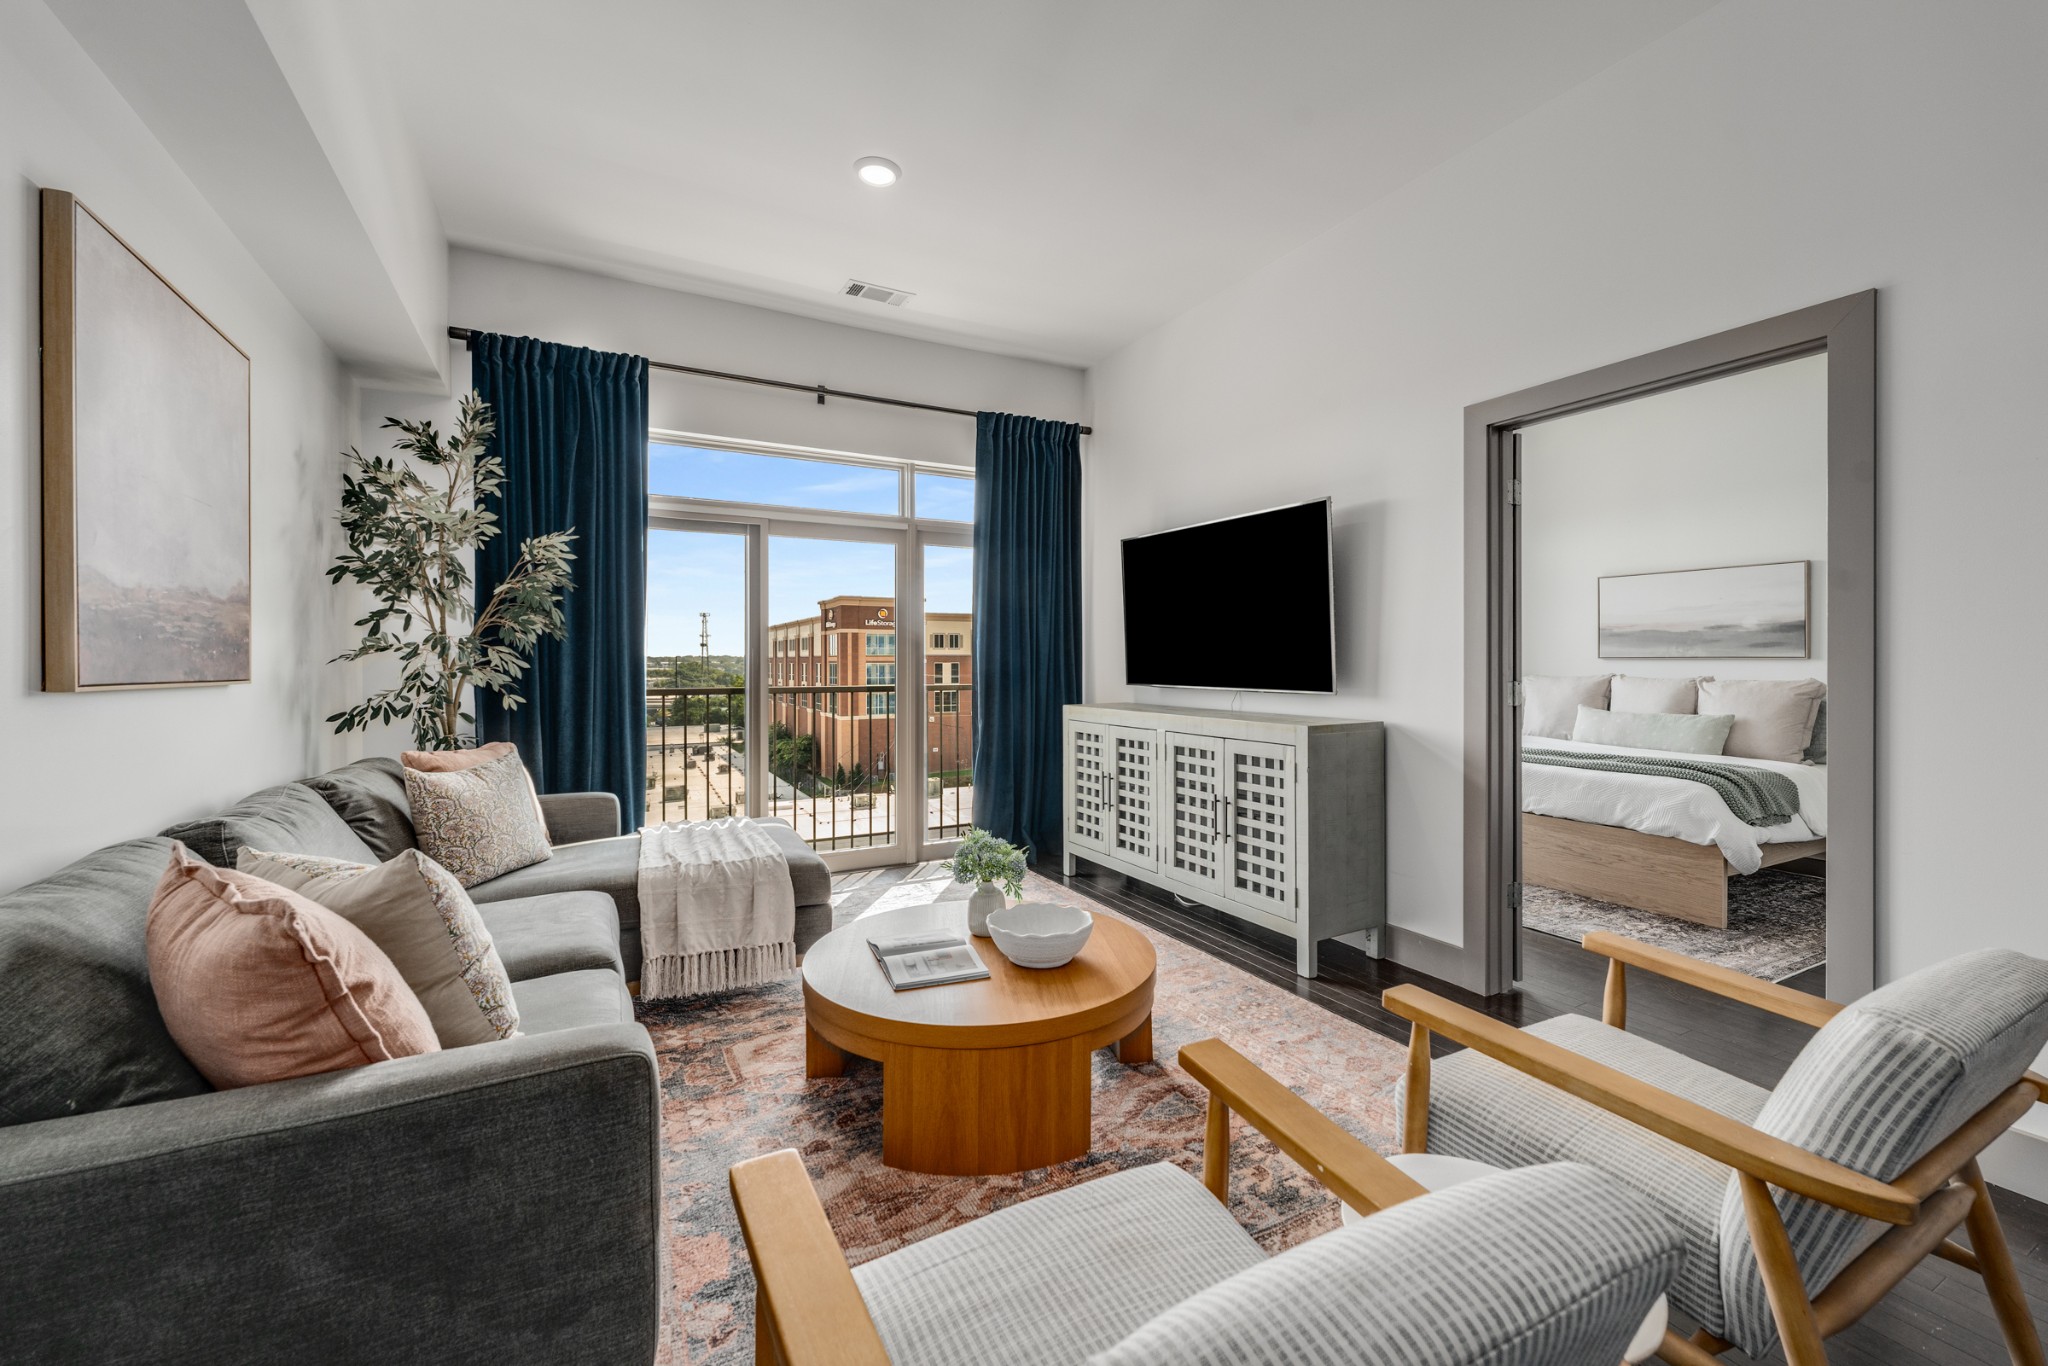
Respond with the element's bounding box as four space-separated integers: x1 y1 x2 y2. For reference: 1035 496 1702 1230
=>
325 392 576 749
942 827 1026 899
772 729 818 779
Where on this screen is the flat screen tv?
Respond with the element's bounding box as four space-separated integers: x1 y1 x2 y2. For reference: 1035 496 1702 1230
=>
1122 498 1335 693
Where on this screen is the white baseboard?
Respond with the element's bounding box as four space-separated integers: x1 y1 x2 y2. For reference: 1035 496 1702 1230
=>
1978 1104 2048 1203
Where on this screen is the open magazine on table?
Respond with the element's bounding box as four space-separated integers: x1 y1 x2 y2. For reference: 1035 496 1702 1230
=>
867 929 991 991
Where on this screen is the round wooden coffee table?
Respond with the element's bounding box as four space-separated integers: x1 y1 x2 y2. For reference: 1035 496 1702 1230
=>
802 902 1157 1176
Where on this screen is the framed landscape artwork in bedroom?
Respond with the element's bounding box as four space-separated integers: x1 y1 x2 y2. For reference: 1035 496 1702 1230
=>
40 188 251 691
1597 559 1810 659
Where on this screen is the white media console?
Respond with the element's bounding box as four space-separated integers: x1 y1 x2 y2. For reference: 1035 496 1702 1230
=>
1061 702 1386 977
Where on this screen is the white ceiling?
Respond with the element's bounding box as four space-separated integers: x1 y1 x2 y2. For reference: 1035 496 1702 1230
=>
342 0 1719 367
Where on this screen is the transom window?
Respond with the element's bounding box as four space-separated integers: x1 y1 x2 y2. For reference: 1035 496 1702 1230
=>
650 438 974 522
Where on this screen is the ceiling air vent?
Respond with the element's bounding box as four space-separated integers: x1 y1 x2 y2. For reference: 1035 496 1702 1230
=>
843 279 914 307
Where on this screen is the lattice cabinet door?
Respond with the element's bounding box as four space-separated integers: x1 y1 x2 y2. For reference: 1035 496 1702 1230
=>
1163 731 1224 892
1107 725 1158 870
1223 740 1298 921
1066 722 1111 857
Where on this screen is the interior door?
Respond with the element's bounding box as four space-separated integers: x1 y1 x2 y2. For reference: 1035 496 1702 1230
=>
1509 429 1525 981
1221 739 1297 921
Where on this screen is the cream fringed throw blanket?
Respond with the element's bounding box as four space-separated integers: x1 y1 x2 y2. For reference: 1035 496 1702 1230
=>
637 818 797 997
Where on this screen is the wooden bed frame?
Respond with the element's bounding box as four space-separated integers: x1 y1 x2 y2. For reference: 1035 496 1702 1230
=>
1523 813 1826 929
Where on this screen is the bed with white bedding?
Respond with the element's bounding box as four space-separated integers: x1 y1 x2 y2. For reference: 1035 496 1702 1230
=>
1523 736 1827 873
1520 736 1827 927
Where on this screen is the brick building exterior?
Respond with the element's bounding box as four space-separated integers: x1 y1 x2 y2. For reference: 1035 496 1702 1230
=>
766 596 974 786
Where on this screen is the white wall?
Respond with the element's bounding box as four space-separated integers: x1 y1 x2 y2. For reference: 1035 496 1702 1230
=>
1520 353 1828 684
1083 0 2048 983
364 249 1085 469
0 0 353 890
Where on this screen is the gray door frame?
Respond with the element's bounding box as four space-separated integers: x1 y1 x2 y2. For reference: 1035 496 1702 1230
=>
1462 290 1877 999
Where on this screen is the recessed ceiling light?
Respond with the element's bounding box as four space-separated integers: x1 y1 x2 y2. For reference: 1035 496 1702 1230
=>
854 156 900 188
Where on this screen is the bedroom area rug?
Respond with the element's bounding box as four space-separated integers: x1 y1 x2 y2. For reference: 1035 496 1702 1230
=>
1522 866 1826 982
640 863 1407 1364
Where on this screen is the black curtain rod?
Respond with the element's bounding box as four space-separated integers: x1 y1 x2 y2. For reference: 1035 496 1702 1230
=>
446 326 1091 436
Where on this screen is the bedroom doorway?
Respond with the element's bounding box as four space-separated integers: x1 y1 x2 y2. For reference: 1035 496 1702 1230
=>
1463 292 1876 1000
1514 356 1831 992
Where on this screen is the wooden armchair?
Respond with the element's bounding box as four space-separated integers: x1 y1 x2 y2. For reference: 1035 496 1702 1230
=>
732 1037 1684 1366
1385 932 2048 1366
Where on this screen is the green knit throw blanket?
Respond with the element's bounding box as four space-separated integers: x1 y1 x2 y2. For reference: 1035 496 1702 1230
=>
1521 746 1801 828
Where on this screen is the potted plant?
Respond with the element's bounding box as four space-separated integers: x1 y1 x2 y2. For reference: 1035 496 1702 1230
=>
326 392 576 749
942 828 1027 938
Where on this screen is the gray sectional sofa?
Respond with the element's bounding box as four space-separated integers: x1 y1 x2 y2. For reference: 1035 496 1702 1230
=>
224 756 834 980
0 756 834 1365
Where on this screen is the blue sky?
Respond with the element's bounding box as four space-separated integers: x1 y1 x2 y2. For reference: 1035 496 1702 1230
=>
644 444 974 656
649 442 974 519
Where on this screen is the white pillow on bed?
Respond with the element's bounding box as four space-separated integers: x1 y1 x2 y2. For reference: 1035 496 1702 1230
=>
1695 678 1827 764
1522 675 1610 740
1609 675 1703 715
1570 706 1734 756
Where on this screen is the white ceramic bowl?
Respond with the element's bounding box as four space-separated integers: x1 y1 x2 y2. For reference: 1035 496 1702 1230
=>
985 902 1094 969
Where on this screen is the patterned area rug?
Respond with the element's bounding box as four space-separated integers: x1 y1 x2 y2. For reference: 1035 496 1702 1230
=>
1522 866 1826 982
643 863 1406 1363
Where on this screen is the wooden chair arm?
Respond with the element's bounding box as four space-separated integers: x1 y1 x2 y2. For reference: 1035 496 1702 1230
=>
1581 932 1842 1029
1179 1037 1428 1216
729 1149 890 1366
1380 985 1919 1225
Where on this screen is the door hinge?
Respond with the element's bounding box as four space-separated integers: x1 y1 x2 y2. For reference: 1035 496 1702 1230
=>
1509 881 1523 912
1509 680 1523 708
1507 478 1522 506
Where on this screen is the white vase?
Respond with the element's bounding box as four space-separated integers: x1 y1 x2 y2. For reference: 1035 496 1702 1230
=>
967 881 1005 937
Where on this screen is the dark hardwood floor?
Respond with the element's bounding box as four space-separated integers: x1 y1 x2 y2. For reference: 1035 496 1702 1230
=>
1045 856 2048 1366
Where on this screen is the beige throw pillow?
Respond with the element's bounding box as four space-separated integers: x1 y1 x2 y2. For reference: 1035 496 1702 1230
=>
403 749 554 888
237 847 520 1047
1609 675 1703 715
1695 678 1827 763
402 741 549 833
1521 675 1611 740
147 843 438 1089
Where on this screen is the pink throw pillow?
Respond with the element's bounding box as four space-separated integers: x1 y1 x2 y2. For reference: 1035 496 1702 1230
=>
400 740 520 773
146 843 439 1089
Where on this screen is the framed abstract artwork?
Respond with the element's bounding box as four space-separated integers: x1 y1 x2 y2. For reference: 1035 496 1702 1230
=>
41 189 251 691
1597 560 1810 659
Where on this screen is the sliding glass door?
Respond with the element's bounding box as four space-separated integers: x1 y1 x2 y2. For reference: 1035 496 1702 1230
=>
921 539 974 847
645 524 748 825
645 433 975 870
766 528 902 862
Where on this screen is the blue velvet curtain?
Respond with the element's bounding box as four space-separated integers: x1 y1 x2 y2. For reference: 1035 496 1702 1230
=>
971 411 1083 862
471 333 649 828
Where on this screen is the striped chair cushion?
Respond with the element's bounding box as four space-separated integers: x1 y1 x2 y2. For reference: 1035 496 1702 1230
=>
1090 1162 1684 1366
1716 948 2048 1353
1406 1012 1766 1339
850 1163 1265 1366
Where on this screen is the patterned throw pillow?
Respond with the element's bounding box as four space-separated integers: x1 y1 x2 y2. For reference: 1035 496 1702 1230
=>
402 749 553 888
147 843 439 1089
401 741 549 833
238 847 520 1047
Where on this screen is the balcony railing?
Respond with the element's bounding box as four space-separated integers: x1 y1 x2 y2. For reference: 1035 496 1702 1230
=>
645 686 746 825
645 682 973 852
